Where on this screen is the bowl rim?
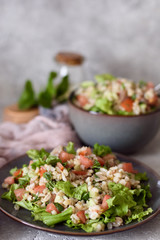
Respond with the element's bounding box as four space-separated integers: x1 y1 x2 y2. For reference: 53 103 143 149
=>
68 90 160 119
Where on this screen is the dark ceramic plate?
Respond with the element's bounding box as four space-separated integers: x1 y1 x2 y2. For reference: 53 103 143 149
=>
0 154 160 236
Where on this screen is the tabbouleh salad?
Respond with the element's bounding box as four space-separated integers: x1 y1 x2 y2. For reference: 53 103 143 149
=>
74 74 159 115
1 142 153 232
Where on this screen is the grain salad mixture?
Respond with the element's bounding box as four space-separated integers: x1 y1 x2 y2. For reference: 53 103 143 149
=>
74 74 159 115
1 142 153 232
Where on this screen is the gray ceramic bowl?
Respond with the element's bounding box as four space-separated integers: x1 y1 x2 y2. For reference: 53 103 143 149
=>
68 91 160 154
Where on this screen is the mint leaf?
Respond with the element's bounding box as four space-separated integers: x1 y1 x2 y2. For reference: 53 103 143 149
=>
18 80 37 110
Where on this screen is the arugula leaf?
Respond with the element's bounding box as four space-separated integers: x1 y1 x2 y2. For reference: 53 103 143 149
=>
1 184 19 201
65 142 76 154
135 172 148 181
95 74 115 82
18 80 37 110
93 143 112 157
55 181 74 197
56 75 69 100
10 167 18 175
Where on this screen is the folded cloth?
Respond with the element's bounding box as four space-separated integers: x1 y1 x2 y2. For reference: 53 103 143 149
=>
0 105 81 168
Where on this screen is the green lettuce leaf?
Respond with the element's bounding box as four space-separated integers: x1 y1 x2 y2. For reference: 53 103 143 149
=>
1 184 19 201
135 172 148 181
55 181 75 197
65 142 76 154
10 167 18 175
46 155 61 166
95 98 114 114
27 148 49 160
93 143 112 157
34 207 73 226
72 183 89 201
95 74 115 82
126 207 153 224
18 174 30 186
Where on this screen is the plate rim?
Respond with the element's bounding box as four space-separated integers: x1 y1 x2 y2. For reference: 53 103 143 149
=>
0 152 160 236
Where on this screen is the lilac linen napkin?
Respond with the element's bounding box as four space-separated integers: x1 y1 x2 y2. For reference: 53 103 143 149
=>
0 105 81 168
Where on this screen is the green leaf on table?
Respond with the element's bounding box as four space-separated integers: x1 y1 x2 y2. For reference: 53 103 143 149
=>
18 80 37 110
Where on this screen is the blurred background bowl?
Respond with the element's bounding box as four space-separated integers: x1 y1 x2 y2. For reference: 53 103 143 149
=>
68 91 160 154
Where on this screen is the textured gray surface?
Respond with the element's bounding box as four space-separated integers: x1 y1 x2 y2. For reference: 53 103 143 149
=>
1 0 160 110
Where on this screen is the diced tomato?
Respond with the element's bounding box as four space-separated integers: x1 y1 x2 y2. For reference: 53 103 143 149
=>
34 185 46 194
76 95 89 107
59 151 75 163
46 203 60 214
77 210 87 224
13 169 23 179
56 162 64 171
97 157 105 166
50 193 56 203
79 155 93 169
120 97 133 112
39 167 46 177
148 95 158 106
72 170 87 175
4 176 15 185
147 82 154 89
66 162 74 168
14 188 25 201
103 154 116 161
79 147 92 156
125 182 131 189
122 163 138 174
101 195 111 211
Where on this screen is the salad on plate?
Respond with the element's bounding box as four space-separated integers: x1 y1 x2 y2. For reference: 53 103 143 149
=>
1 142 152 232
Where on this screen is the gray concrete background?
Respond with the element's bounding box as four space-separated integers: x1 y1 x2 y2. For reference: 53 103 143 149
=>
0 0 160 113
